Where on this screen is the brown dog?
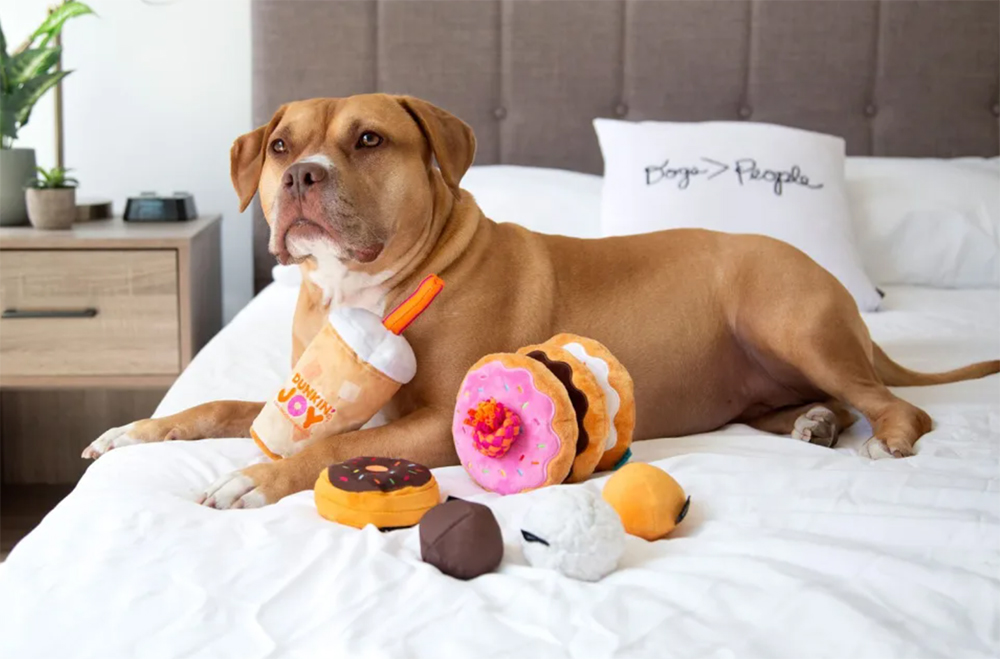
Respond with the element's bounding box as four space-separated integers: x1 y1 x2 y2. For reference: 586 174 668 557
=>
83 94 999 509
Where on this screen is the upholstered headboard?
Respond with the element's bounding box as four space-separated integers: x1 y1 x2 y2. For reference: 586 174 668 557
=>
250 0 999 292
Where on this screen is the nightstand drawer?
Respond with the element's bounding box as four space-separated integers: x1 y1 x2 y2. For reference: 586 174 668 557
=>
0 250 180 376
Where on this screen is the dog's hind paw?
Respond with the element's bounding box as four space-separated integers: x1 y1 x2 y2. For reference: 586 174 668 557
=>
82 423 140 459
791 406 839 448
859 436 913 460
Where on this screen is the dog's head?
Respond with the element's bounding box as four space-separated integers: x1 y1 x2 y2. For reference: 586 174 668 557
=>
230 94 475 274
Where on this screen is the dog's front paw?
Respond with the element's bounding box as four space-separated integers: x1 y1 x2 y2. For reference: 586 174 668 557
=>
82 422 141 459
198 462 300 509
82 417 183 459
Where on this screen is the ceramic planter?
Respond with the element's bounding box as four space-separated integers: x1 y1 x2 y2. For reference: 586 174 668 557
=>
26 187 77 230
0 148 37 226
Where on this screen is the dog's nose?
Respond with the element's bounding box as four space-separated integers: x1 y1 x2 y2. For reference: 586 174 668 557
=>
282 162 328 197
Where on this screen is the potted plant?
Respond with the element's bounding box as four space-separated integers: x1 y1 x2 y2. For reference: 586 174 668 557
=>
0 1 93 226
26 165 77 229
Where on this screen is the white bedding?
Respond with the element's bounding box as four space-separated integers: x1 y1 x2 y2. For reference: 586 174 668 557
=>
2 277 998 659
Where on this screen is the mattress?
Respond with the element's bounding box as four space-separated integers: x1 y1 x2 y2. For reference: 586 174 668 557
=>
1 276 997 659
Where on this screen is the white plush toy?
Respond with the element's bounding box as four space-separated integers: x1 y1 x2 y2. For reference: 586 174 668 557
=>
519 487 626 581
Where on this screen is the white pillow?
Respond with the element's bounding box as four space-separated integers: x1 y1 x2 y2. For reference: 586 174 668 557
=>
594 119 881 311
461 165 602 238
846 157 999 288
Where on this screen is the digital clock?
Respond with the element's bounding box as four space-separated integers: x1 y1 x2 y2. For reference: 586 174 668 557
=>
124 192 198 222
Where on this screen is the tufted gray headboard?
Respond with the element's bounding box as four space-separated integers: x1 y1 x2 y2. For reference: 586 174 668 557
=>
250 0 1000 292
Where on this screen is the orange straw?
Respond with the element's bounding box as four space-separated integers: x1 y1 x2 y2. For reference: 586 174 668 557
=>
382 274 444 335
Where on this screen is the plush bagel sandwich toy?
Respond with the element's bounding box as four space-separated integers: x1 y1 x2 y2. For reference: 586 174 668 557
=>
453 334 635 494
515 342 608 483
546 334 636 472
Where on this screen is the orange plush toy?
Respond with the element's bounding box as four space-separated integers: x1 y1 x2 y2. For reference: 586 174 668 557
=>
602 462 690 541
315 457 440 529
252 275 443 460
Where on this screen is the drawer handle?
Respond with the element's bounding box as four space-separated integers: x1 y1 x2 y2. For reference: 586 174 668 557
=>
2 308 98 319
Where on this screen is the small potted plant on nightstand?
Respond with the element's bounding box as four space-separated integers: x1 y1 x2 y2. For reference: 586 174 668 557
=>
0 0 94 225
25 165 78 229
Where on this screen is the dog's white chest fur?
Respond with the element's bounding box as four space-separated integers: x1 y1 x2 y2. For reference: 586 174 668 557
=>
294 238 392 314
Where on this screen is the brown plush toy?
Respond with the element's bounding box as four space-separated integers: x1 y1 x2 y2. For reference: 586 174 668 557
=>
602 462 690 541
420 499 503 580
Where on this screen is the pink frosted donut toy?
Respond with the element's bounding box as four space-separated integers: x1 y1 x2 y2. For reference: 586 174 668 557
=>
453 353 581 495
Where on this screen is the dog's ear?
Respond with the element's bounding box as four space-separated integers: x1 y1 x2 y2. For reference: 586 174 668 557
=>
396 96 476 193
230 106 286 212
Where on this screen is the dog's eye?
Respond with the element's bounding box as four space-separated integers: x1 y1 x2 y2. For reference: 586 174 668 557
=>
357 132 383 149
270 139 287 154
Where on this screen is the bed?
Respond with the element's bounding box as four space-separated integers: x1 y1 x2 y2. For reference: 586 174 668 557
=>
3 1 1000 657
1 266 998 657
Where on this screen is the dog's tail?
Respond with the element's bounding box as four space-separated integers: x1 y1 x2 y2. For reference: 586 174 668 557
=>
873 343 1000 387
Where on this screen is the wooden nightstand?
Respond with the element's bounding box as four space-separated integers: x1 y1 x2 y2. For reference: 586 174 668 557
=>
0 215 221 388
0 216 222 554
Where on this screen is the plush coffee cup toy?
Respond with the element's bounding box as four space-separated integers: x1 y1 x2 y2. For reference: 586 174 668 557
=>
252 275 443 460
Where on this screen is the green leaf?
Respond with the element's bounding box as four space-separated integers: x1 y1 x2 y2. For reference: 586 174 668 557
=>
5 48 60 88
35 166 53 185
11 69 71 130
32 2 95 49
33 165 74 187
0 18 9 93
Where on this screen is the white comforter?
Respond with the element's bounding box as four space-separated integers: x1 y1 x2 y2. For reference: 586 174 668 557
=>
1 280 998 659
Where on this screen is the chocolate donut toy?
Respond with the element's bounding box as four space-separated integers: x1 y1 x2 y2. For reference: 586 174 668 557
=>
314 457 440 529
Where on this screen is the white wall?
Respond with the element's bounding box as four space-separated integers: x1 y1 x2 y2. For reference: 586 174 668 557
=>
5 0 253 322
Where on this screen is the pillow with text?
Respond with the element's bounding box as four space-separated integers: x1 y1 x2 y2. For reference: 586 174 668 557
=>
594 119 880 311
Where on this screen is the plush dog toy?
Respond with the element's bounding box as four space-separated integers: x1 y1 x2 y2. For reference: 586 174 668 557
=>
602 462 690 541
252 275 443 460
452 334 634 494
